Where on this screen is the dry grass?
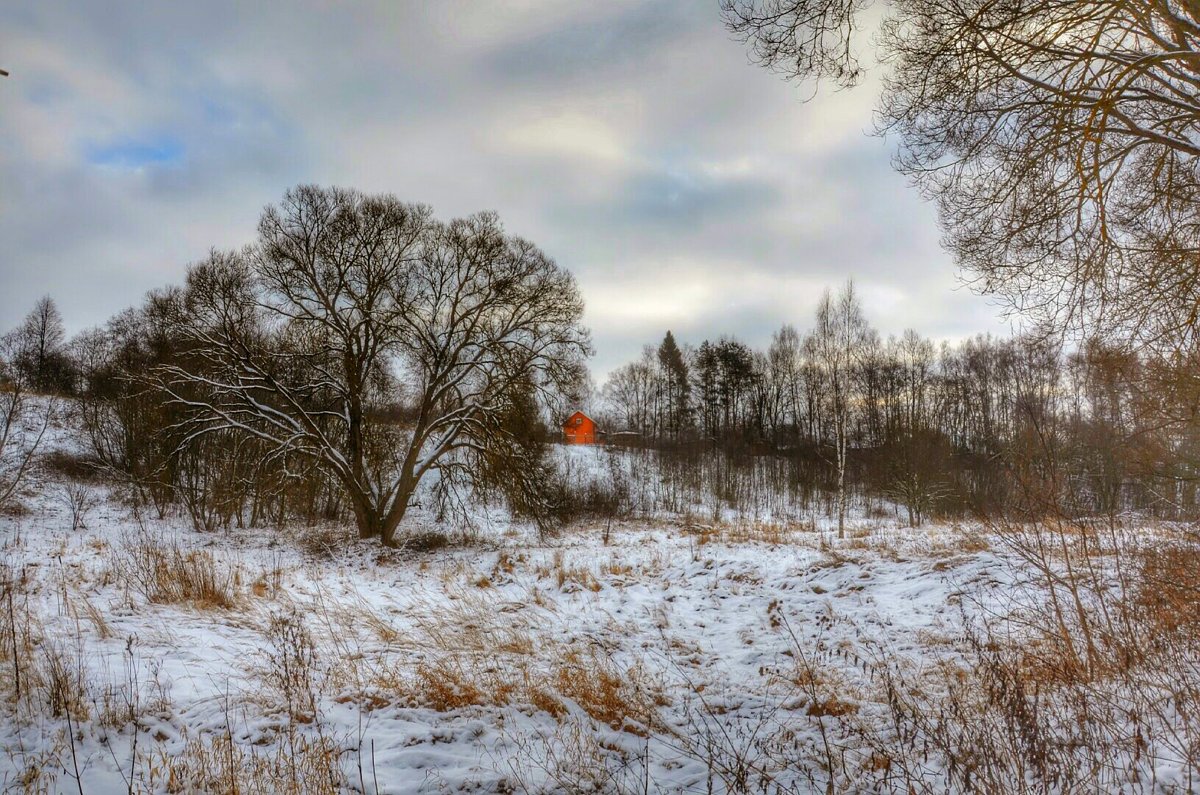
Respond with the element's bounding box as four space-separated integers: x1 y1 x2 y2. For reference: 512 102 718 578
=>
69 588 113 640
917 524 995 561
109 527 238 609
148 727 348 795
39 450 104 484
298 525 354 560
0 561 39 669
1 735 69 794
681 518 823 549
535 550 602 592
598 559 634 579
401 529 452 552
1135 541 1200 635
409 659 496 711
363 654 493 713
555 565 601 593
410 590 535 656
501 712 655 794
296 583 669 737
550 648 661 733
0 566 110 795
38 640 92 721
492 550 518 576
260 610 320 724
843 535 902 560
804 696 859 718
853 519 1200 793
0 560 71 722
368 643 663 738
16 474 1194 795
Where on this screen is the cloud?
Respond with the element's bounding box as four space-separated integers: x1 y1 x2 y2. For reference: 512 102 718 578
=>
481 1 693 86
501 112 632 166
0 0 1011 384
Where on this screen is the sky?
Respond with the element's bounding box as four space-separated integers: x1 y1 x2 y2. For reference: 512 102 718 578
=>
0 1 1013 380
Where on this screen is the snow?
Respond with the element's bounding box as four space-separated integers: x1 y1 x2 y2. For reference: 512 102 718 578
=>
0 404 1173 793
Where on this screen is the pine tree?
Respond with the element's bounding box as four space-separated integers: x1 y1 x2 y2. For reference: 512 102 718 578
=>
657 330 690 441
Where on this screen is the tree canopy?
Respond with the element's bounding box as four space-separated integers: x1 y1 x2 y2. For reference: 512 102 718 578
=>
157 186 590 546
724 0 1200 349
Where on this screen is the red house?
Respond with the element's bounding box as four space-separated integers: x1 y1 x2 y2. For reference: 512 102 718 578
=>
562 411 599 444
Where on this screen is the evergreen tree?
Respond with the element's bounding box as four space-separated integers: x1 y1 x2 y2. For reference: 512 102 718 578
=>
657 330 690 441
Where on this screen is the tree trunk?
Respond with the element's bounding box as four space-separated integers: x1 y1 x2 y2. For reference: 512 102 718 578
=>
350 496 383 540
836 412 847 539
379 501 410 548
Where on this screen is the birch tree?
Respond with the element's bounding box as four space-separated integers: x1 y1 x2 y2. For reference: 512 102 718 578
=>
807 280 873 537
0 298 69 506
157 186 589 546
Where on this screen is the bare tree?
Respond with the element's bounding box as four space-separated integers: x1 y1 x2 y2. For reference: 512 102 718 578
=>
765 324 804 444
6 296 70 392
602 349 660 438
807 280 873 537
156 186 590 546
24 296 65 367
725 0 1200 350
894 329 934 435
0 335 54 509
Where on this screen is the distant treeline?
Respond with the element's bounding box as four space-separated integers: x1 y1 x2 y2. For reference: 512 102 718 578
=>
599 283 1200 528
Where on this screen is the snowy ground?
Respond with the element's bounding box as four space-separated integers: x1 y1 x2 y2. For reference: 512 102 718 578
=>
0 410 1021 793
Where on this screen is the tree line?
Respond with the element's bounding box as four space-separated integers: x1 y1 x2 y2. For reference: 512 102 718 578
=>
0 186 590 545
8 267 1199 541
600 282 1200 532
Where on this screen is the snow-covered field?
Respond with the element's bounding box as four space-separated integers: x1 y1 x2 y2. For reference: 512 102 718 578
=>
2 408 1192 793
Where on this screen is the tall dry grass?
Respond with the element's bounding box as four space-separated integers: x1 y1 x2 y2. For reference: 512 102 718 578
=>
107 525 238 609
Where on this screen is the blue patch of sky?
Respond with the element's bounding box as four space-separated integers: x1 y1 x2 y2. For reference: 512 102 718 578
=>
23 81 69 107
86 135 184 168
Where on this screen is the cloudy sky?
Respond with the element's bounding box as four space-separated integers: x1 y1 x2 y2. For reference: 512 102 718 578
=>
0 1 1012 379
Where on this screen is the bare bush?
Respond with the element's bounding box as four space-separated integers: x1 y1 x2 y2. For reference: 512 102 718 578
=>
55 482 96 533
298 524 356 560
502 715 662 795
39 639 91 723
261 610 320 725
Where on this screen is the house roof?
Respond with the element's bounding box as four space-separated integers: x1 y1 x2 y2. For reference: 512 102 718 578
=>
562 410 600 429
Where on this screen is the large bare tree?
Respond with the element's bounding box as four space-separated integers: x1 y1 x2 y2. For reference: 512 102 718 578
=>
725 0 1200 349
157 186 589 546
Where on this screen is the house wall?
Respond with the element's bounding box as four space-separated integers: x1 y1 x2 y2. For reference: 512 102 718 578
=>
563 413 597 444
